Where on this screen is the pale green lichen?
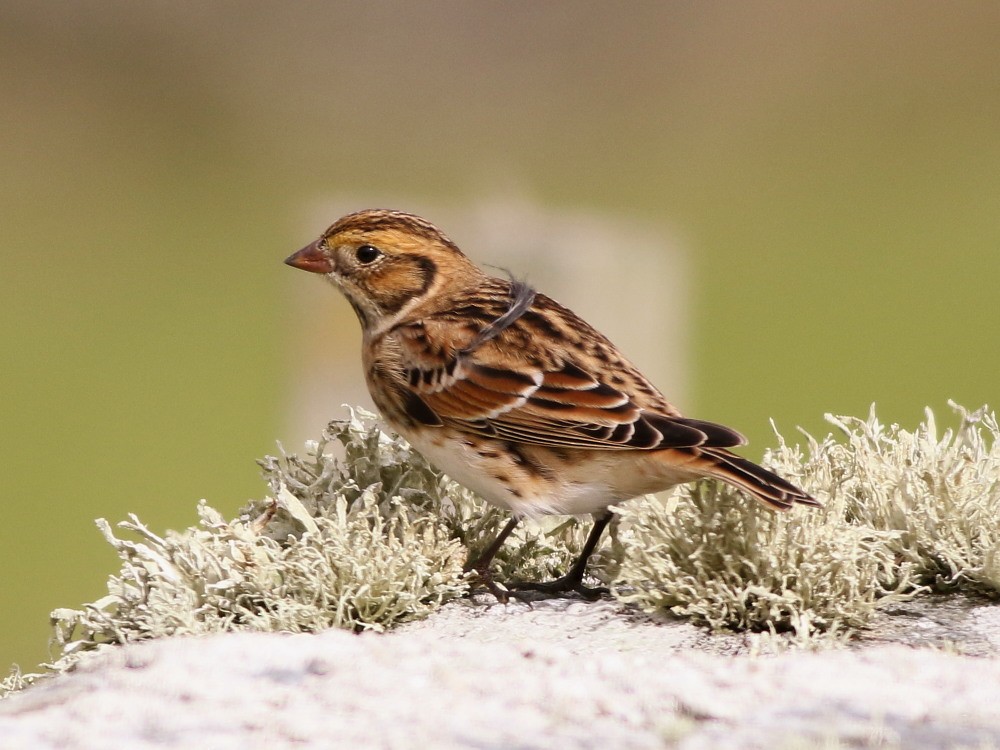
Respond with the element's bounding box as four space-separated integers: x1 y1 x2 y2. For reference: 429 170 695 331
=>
0 667 27 698
3 402 998 697
613 401 1000 637
251 411 600 589
2 409 590 696
612 477 917 638
824 403 1000 593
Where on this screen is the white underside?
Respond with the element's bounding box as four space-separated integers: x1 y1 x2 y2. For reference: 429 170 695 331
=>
404 430 698 519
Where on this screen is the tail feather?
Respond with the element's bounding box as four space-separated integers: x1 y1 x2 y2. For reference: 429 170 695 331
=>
684 447 820 511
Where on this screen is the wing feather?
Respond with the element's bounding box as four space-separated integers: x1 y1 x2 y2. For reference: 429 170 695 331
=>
401 355 745 451
390 285 747 452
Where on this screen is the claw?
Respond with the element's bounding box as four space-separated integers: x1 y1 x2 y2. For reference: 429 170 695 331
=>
509 575 609 600
465 567 511 604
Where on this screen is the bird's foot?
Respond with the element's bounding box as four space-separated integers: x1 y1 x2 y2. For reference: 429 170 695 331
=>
465 566 511 604
509 574 609 600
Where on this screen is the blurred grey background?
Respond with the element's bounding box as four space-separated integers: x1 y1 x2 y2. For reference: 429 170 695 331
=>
3 1 999 672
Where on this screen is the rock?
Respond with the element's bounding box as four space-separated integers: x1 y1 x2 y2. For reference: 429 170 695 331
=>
2 596 999 749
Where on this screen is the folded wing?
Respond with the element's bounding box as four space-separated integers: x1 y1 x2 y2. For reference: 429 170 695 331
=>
399 349 746 451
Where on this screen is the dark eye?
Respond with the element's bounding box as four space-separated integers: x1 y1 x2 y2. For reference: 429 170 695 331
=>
355 244 382 264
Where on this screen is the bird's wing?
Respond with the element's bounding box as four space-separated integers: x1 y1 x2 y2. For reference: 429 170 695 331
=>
389 287 747 452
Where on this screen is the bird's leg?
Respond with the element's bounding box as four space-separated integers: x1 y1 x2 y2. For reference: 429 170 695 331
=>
510 511 613 599
463 516 520 602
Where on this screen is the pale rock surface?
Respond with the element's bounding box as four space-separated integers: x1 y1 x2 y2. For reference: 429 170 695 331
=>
2 597 999 749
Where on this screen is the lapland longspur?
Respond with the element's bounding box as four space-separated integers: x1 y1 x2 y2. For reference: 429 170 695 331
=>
286 209 819 599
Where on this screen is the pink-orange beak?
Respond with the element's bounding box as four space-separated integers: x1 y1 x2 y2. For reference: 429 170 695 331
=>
284 239 334 274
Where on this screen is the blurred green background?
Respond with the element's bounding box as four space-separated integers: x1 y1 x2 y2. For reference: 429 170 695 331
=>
3 1 998 672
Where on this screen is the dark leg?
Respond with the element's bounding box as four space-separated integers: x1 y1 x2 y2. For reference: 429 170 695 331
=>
510 511 613 599
464 516 519 602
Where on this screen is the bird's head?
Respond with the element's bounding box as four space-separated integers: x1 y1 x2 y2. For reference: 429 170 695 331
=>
285 209 479 333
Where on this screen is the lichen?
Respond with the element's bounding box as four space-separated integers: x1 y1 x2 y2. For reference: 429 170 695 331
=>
613 401 999 637
4 402 997 697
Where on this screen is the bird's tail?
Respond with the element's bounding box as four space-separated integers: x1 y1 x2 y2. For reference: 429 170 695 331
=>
662 447 820 511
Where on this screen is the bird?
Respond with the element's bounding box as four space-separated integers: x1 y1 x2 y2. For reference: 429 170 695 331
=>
285 209 819 600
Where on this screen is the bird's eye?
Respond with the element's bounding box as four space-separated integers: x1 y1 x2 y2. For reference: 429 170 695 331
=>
355 244 382 264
